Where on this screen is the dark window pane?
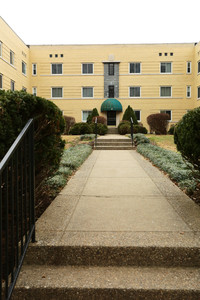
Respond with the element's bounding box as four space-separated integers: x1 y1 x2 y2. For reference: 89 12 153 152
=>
108 85 114 98
108 63 114 75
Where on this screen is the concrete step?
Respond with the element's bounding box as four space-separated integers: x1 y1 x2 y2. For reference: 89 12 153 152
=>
13 265 200 300
97 138 131 143
107 127 118 134
95 138 134 149
95 146 135 150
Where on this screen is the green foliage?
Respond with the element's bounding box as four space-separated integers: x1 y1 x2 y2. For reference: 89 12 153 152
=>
147 113 170 135
69 122 93 135
60 144 92 169
118 120 131 134
87 108 99 123
80 134 96 141
133 125 148 134
122 105 138 125
132 133 150 145
0 90 65 200
137 143 196 194
168 124 176 135
90 123 108 135
174 108 200 169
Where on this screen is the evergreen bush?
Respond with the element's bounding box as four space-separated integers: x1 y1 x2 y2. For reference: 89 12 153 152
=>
122 105 138 125
86 108 99 123
118 120 131 134
168 124 176 135
90 123 108 135
133 125 148 134
69 122 93 135
174 108 200 169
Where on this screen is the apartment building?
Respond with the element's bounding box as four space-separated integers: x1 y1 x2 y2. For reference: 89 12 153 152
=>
1 17 200 129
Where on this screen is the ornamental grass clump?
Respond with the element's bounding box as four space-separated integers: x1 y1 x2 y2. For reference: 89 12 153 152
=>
137 143 196 193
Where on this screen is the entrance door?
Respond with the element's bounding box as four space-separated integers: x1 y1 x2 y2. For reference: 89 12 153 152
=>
107 111 116 126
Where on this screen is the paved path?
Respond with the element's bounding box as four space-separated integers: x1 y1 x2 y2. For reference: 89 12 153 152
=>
35 148 200 245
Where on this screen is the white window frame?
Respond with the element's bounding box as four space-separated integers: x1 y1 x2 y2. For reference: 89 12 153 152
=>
198 86 200 99
0 42 2 57
186 86 191 98
129 86 141 98
0 74 2 89
82 110 92 122
32 87 37 96
160 86 172 98
133 110 141 122
11 80 15 91
10 50 14 65
129 62 141 74
160 62 172 74
51 63 63 75
82 63 93 74
160 110 172 121
32 63 37 75
82 87 94 98
22 61 26 75
187 61 191 74
51 87 63 98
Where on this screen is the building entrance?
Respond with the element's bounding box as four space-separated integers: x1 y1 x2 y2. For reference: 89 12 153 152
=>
107 111 116 126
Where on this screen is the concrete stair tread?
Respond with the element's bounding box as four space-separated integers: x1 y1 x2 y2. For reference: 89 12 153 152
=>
13 265 200 299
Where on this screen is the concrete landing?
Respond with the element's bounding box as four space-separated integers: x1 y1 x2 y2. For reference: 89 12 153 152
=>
13 149 200 299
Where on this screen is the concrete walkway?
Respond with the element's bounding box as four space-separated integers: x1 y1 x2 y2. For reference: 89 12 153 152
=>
34 148 200 245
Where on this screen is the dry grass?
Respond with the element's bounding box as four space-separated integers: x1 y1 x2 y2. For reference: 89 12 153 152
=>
62 135 80 149
146 135 177 152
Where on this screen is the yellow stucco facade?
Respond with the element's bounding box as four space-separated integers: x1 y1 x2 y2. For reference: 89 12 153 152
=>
1 17 200 130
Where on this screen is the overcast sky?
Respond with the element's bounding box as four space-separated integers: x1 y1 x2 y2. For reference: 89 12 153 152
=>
1 0 200 45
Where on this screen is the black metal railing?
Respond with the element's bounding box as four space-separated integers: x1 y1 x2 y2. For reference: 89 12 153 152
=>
130 117 134 147
0 119 35 300
95 117 98 148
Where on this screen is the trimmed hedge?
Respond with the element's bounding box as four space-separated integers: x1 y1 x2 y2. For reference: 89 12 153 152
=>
147 113 170 134
174 108 200 169
70 122 108 135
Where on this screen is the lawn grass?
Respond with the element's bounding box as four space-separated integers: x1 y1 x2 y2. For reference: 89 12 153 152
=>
146 134 177 152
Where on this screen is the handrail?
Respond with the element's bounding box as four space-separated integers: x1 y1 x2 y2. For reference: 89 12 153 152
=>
130 117 134 147
0 119 35 300
94 117 98 148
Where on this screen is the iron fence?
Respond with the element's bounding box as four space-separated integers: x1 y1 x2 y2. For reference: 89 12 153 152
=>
0 119 35 300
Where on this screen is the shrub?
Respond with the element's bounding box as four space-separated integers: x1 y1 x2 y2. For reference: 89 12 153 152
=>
87 108 99 123
174 108 200 169
137 143 196 194
80 134 95 141
63 116 75 134
133 125 148 134
122 105 138 125
92 115 107 124
147 113 170 135
118 123 131 135
60 144 92 169
69 122 93 135
168 124 176 135
133 133 150 145
90 123 108 135
0 90 65 200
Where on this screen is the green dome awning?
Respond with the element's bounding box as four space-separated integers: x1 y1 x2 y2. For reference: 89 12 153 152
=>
101 98 122 112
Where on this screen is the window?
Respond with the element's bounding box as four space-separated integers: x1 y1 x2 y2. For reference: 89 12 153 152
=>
32 87 37 96
0 74 2 89
159 53 162 56
32 64 37 75
22 61 26 75
82 63 93 74
49 54 52 58
51 64 62 74
52 87 63 98
10 50 14 65
82 87 93 98
82 110 92 122
11 80 15 91
55 54 58 58
133 110 141 122
22 87 27 92
187 62 191 74
160 110 172 121
60 54 63 57
160 86 172 97
164 53 168 56
198 87 200 99
0 42 2 57
170 53 173 56
187 86 191 98
108 63 114 75
130 87 140 97
108 85 114 98
198 61 200 74
160 62 172 73
130 63 140 73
